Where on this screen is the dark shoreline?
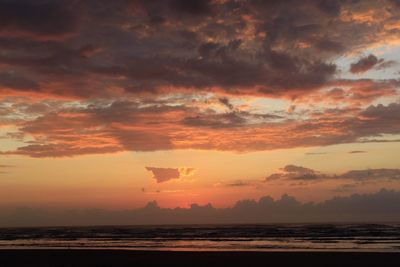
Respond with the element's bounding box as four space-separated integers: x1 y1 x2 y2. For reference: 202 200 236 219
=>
1 249 400 267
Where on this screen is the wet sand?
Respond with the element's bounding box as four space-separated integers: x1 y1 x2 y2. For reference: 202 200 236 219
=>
1 249 400 267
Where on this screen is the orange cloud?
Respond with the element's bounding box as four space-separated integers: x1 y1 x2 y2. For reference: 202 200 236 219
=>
1 97 400 157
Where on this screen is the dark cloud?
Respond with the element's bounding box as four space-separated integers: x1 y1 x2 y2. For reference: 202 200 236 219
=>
0 72 39 91
375 60 398 70
169 0 212 16
316 0 342 16
318 79 398 105
350 54 382 74
182 112 247 129
348 150 367 154
115 130 174 152
333 183 359 192
146 166 195 183
2 189 400 226
283 165 314 174
305 152 327 155
352 102 400 138
225 181 250 187
391 0 400 7
266 165 400 184
8 143 121 158
340 169 400 181
315 39 345 52
146 167 180 183
223 180 261 188
218 97 234 110
0 0 397 98
359 138 400 143
0 0 78 40
266 165 327 181
361 102 400 119
181 108 284 129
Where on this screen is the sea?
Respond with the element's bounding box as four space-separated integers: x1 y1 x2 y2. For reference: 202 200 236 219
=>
1 223 400 252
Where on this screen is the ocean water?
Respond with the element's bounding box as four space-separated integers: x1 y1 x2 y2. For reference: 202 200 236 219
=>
0 224 400 252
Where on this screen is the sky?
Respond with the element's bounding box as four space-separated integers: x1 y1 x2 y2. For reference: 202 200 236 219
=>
0 0 400 225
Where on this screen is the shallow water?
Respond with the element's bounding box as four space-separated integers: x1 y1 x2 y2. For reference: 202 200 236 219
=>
1 223 400 252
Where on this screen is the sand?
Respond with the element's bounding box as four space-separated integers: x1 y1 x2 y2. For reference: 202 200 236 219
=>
1 249 399 267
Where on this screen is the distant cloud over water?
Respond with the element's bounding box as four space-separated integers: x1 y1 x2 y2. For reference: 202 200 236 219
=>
266 165 400 183
2 189 400 226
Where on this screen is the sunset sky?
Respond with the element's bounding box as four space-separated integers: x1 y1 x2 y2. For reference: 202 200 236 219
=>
1 0 400 216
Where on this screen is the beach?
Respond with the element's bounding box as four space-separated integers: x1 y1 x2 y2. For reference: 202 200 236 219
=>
1 250 400 267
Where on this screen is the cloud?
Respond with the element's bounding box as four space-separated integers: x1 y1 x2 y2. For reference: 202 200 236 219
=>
0 72 39 91
0 164 14 168
350 54 382 74
0 164 14 174
1 100 400 157
375 60 398 70
182 112 247 129
333 183 359 192
348 150 367 154
2 189 400 226
0 1 400 157
169 0 212 16
309 79 399 106
222 180 263 188
305 152 327 155
178 167 196 176
266 165 400 183
266 165 327 181
146 166 196 183
0 0 78 40
0 0 398 99
225 180 252 187
340 169 400 181
146 167 180 183
218 97 234 110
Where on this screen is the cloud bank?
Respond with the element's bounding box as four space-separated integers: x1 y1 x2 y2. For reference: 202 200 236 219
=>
1 189 400 227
